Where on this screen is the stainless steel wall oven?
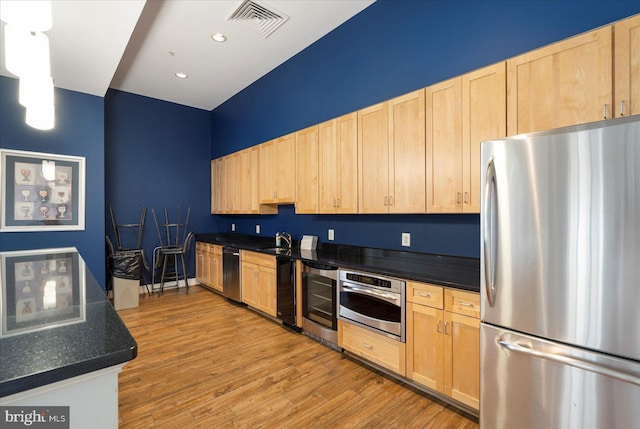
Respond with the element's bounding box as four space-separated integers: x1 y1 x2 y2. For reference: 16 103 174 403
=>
338 269 405 342
302 261 338 348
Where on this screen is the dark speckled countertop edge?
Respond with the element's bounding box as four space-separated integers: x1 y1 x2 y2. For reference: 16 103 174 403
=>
195 233 480 292
0 347 137 398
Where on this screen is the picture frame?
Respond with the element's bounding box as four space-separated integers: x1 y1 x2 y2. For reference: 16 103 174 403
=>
0 148 86 232
0 247 86 337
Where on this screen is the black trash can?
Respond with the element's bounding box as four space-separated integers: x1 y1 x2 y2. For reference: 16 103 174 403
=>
112 250 142 280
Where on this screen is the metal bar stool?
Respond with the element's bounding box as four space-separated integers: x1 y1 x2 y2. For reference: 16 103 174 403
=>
151 207 191 296
108 206 151 295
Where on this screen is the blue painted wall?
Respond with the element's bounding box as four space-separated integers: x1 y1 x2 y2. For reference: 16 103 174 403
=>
0 76 106 281
210 0 640 257
104 89 215 282
4 1 637 283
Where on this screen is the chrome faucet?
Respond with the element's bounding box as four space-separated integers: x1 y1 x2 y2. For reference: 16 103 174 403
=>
276 232 292 248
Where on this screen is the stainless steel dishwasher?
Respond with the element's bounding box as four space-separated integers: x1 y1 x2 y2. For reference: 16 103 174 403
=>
222 247 241 302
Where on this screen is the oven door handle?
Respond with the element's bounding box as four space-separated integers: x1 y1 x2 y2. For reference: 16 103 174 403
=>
341 284 400 305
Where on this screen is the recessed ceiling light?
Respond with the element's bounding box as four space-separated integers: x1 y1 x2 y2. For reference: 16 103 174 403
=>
175 72 188 79
211 33 226 42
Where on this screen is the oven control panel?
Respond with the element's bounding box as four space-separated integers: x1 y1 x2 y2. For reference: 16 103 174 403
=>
339 269 404 293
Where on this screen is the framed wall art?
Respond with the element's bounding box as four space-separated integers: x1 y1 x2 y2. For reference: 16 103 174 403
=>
0 149 86 232
0 248 86 337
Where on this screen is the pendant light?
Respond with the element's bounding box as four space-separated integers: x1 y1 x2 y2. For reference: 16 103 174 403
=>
1 0 55 130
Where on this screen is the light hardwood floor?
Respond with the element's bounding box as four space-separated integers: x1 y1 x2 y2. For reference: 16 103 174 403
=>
117 286 479 428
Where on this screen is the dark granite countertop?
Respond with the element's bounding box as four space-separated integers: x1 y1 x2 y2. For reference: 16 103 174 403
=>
196 233 480 292
0 248 137 397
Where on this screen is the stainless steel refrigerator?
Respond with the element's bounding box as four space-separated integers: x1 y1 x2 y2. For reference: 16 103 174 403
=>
480 115 640 428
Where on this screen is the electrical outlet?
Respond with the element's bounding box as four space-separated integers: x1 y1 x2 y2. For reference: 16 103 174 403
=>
231 223 235 232
256 225 260 234
402 232 411 247
328 229 335 241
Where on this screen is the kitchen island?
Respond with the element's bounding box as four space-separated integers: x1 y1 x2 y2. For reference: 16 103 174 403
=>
0 248 137 428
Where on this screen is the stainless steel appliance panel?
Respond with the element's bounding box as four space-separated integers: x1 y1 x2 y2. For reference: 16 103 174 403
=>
302 262 338 347
481 116 640 361
302 263 337 329
222 247 241 302
338 269 405 342
481 324 640 429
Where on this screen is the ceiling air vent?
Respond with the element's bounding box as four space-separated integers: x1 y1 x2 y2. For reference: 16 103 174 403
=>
227 0 289 38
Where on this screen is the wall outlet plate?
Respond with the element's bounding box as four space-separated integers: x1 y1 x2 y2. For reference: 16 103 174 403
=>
328 229 335 241
402 232 410 247
232 223 235 231
256 225 260 234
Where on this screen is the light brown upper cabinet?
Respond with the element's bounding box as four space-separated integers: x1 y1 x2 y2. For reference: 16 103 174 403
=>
240 146 276 215
507 25 613 135
210 148 275 215
318 112 358 214
295 125 319 214
427 63 507 213
614 14 640 117
358 89 426 214
210 159 220 214
217 158 226 214
231 152 242 214
426 77 462 213
259 133 296 204
223 155 236 213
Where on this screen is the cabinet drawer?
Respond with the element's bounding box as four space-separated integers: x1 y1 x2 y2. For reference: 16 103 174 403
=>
444 289 480 318
339 321 406 376
406 281 443 308
241 250 276 268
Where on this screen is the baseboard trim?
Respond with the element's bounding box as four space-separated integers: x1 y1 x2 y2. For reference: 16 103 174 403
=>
139 277 198 295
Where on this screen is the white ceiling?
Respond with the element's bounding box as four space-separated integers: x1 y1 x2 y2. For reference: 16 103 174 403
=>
0 0 375 111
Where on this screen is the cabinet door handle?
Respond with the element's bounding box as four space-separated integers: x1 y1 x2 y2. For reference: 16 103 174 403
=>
436 320 441 333
603 104 608 120
456 192 462 204
444 321 449 335
620 100 625 117
333 199 337 208
337 198 341 208
416 291 431 298
463 192 468 204
459 302 475 308
384 196 388 206
363 342 373 349
389 195 393 206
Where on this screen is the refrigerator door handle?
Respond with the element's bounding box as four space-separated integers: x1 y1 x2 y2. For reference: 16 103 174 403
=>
498 336 640 388
483 158 497 306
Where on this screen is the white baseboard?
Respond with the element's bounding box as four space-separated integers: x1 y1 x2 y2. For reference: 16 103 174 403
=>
139 277 197 295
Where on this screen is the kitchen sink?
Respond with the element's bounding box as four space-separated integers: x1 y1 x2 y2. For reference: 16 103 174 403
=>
258 247 292 255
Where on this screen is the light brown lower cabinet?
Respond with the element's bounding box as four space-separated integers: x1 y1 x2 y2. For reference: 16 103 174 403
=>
208 245 222 292
240 251 277 317
195 242 209 285
339 320 406 376
195 242 223 292
406 282 480 410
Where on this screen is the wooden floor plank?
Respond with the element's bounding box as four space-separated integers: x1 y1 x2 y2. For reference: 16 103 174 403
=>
118 286 479 428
